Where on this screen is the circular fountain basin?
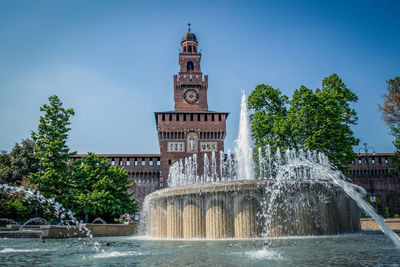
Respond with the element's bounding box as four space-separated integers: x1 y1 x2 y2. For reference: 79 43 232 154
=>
145 180 361 239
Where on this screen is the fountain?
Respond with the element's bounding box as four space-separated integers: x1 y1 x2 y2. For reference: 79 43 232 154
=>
143 152 361 239
0 184 94 239
1 91 399 265
142 91 400 250
92 218 107 224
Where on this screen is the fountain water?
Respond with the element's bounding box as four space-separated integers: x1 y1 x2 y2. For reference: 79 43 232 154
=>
235 89 255 181
0 184 93 239
142 91 400 251
92 217 107 224
120 214 134 223
19 217 48 229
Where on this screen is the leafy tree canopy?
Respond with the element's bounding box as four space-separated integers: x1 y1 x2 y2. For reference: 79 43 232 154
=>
0 139 38 185
67 153 137 222
248 74 359 171
379 76 400 175
30 95 75 201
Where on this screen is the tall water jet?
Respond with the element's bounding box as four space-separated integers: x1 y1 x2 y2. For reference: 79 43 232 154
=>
235 90 254 180
141 90 400 252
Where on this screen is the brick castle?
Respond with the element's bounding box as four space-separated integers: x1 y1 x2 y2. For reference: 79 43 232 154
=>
71 27 400 214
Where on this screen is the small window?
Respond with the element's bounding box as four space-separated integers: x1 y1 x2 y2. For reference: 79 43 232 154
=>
157 159 160 166
372 158 375 164
119 160 123 166
385 158 388 164
176 114 179 121
141 159 145 166
212 114 215 121
358 158 362 164
162 114 165 121
183 47 186 52
168 159 172 165
127 159 130 166
188 46 192 52
150 160 153 166
169 114 172 121
111 160 115 166
187 61 194 71
190 113 194 121
219 114 222 121
205 114 208 121
197 114 200 121
135 158 138 166
184 114 186 121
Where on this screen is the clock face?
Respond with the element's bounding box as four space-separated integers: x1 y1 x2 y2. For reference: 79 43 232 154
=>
183 89 199 104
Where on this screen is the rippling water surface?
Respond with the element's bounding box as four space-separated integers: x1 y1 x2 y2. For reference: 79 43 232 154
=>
1 233 399 266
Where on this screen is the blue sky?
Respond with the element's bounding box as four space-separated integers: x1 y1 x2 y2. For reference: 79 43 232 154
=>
0 0 399 154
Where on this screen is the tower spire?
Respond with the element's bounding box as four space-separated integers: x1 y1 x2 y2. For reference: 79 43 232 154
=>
188 22 191 32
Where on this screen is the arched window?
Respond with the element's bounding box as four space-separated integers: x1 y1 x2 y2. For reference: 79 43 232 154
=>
187 61 194 72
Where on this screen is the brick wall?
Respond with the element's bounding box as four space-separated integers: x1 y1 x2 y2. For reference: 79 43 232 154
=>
346 153 400 213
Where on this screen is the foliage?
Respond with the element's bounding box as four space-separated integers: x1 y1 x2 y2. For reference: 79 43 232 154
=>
30 95 75 201
379 77 400 126
0 139 38 185
383 206 400 219
0 151 12 184
378 76 400 176
67 153 137 222
0 190 54 222
248 74 359 171
0 95 138 222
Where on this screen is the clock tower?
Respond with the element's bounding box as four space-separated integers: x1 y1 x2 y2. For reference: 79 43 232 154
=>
155 25 229 188
174 23 208 111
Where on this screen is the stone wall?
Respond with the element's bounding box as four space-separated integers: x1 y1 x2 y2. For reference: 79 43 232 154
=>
146 180 361 239
43 222 137 239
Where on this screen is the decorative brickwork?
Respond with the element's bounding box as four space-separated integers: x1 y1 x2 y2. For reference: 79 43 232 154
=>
155 28 229 187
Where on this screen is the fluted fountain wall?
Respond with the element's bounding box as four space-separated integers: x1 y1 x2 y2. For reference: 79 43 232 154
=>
145 180 360 238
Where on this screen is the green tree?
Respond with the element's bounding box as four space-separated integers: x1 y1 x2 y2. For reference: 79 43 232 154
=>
0 139 38 185
68 153 137 222
0 151 12 184
27 95 136 222
379 76 400 175
248 84 292 152
248 74 359 171
30 95 75 201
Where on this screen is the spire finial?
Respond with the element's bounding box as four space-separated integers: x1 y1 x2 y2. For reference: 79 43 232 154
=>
188 22 191 32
